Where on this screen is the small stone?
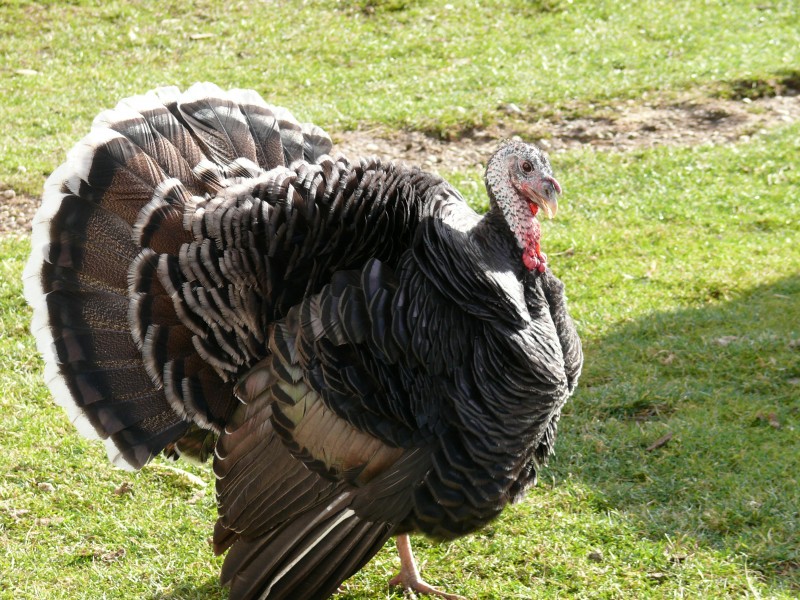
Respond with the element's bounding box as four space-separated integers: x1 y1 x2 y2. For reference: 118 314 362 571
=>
187 489 206 505
3 189 15 199
365 143 380 152
668 553 688 564
502 103 523 115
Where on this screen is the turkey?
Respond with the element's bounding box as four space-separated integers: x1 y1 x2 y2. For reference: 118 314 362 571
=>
24 83 582 600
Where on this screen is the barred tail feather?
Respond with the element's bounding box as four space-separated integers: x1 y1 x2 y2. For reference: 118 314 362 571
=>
24 103 193 469
24 83 336 472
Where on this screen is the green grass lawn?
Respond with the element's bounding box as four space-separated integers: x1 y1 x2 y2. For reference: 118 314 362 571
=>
2 0 799 195
2 0 799 598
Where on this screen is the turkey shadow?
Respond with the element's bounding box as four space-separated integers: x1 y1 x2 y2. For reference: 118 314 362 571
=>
548 273 799 586
148 275 799 598
148 575 228 600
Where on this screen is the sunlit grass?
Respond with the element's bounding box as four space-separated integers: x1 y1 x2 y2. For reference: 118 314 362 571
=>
1 0 799 598
2 123 798 598
1 0 799 194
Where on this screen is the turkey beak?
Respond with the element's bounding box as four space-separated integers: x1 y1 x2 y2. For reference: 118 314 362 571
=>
525 176 561 219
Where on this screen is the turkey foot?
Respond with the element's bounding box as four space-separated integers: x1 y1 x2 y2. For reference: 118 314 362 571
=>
389 534 466 600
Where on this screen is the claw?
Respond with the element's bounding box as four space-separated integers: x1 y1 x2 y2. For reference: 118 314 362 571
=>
389 534 466 600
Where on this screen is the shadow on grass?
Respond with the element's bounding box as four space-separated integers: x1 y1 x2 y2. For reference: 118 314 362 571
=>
557 274 800 589
145 277 799 598
149 576 228 600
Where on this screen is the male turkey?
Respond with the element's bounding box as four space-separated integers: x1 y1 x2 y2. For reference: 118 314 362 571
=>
24 83 582 599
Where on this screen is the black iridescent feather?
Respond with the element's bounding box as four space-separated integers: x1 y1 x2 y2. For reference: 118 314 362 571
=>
25 83 582 600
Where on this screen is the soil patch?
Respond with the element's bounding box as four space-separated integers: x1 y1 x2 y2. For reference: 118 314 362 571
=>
0 191 37 238
334 92 800 174
3 89 799 236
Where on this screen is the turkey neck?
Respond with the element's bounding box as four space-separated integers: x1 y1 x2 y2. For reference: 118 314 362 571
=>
472 205 527 273
411 198 535 328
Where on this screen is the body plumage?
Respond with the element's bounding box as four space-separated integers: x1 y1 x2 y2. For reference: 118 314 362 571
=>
24 83 582 599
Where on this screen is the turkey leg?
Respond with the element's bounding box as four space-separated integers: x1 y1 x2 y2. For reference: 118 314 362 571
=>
389 534 466 600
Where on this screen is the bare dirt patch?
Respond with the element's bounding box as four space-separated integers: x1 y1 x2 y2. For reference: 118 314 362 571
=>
334 92 800 174
0 190 37 237
3 90 799 236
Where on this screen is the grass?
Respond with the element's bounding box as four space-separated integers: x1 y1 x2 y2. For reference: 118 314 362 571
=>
2 0 800 598
1 0 799 195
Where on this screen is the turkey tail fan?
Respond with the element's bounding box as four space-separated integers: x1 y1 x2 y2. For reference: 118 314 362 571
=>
181 83 333 171
220 492 394 600
227 87 333 167
299 122 334 163
23 127 191 470
24 84 335 470
178 83 261 168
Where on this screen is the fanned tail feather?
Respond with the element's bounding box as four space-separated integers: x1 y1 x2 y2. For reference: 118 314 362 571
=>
24 125 188 470
24 84 333 469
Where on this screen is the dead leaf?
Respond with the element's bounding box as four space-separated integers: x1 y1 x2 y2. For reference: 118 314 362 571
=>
99 548 126 562
187 489 206 505
646 432 673 452
668 553 688 564
587 550 604 562
756 412 781 429
657 351 677 365
35 516 65 527
714 336 738 346
189 32 214 40
114 481 134 496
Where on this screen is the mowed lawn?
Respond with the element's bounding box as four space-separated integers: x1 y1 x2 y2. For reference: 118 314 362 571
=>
1 1 799 599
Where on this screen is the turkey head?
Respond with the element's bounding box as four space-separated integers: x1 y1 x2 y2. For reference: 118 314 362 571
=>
484 140 562 272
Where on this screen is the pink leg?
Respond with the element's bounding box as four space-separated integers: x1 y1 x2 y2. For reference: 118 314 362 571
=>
388 534 465 600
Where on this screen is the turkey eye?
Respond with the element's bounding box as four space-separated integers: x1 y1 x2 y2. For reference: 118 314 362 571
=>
520 160 533 173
